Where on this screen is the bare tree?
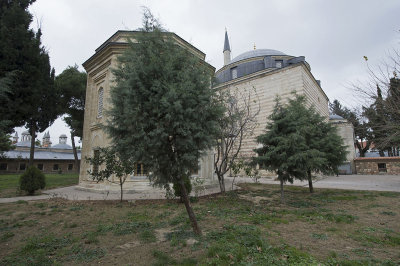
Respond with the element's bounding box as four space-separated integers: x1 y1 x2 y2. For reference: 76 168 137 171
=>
351 48 400 155
214 87 260 193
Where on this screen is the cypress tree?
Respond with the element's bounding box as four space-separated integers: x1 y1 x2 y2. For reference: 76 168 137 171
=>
106 9 223 235
0 1 60 164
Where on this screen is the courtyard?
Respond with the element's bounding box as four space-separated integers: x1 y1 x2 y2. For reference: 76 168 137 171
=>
0 183 399 265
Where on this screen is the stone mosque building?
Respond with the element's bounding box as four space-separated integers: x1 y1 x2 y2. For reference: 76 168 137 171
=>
78 30 355 191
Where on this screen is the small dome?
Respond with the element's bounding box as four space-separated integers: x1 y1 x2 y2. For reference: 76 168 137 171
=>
52 143 72 150
329 114 345 120
22 131 29 135
231 49 286 64
59 134 68 138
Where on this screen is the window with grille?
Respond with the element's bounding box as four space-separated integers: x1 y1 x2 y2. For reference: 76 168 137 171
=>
97 87 104 117
134 163 147 176
378 163 387 173
53 164 59 171
68 164 73 171
0 163 7 170
19 163 26 171
37 164 43 171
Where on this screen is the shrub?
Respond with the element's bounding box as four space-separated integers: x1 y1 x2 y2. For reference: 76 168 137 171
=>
173 176 192 201
19 166 46 195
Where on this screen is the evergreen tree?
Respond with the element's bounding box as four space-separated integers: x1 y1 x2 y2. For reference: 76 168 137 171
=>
297 97 347 193
23 29 59 166
56 65 87 172
386 78 400 155
106 10 223 235
0 0 36 147
363 86 389 156
0 121 13 157
0 0 60 164
255 95 347 200
254 97 306 202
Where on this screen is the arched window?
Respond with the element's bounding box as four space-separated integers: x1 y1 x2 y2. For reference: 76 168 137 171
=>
97 87 104 117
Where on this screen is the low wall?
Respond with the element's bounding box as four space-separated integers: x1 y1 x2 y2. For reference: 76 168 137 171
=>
0 159 80 174
355 157 400 175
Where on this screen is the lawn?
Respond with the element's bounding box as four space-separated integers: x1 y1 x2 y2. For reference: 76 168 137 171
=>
0 173 79 198
0 184 399 265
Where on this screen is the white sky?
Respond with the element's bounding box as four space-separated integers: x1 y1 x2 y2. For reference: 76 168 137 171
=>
14 0 399 145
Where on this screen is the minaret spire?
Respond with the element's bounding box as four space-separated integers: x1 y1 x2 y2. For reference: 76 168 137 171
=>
223 29 231 66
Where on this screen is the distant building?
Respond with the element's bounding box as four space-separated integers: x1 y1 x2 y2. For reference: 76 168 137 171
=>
329 115 356 174
0 132 81 174
355 157 400 175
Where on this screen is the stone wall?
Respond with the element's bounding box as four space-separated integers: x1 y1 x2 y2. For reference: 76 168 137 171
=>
214 63 329 159
355 157 400 175
0 159 79 174
79 31 217 189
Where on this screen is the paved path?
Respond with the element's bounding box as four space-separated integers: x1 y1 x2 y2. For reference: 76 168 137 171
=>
0 174 399 203
226 174 400 192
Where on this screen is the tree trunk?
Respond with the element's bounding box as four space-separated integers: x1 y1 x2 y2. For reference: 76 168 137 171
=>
231 176 236 191
179 178 202 236
279 176 284 203
71 132 80 173
29 124 36 167
120 182 123 202
218 174 226 193
307 170 314 193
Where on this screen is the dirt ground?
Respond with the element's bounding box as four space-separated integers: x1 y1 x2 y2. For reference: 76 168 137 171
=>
0 184 399 265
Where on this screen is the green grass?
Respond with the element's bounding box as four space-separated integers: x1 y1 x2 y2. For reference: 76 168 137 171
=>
0 173 78 197
205 224 320 265
0 184 399 265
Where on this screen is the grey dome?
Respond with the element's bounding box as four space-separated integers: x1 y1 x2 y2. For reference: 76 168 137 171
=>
59 134 68 138
52 143 72 150
15 141 31 147
329 114 345 120
22 131 29 135
231 49 286 64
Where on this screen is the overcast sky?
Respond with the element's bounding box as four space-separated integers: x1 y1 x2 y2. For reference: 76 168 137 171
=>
14 0 399 145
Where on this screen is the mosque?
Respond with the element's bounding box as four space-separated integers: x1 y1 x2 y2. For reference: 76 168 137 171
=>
77 30 355 191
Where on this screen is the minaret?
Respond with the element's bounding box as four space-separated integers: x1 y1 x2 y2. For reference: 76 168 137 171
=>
42 132 51 148
12 132 18 144
59 134 67 145
223 29 231 66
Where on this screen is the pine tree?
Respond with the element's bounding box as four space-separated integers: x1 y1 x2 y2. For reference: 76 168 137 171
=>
106 9 223 235
0 0 36 147
254 97 306 202
255 95 347 200
297 97 347 193
0 0 60 164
